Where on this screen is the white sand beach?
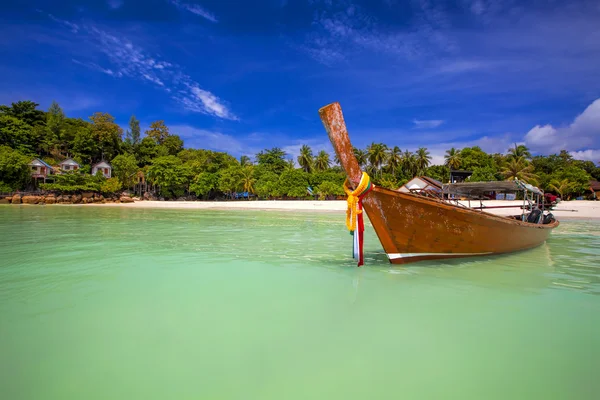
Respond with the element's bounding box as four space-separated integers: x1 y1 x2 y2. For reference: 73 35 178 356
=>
93 199 600 219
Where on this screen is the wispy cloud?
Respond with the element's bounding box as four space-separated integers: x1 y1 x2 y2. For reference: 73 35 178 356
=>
413 119 444 129
107 0 124 10
302 1 457 65
45 13 79 33
72 59 121 77
45 14 236 120
168 0 218 23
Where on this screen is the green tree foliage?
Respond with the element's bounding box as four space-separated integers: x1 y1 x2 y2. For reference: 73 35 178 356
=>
145 120 170 145
125 115 141 147
501 157 538 183
367 142 388 176
317 181 344 199
256 147 287 175
470 166 499 182
444 147 462 170
507 144 531 160
100 177 122 193
89 112 122 161
314 150 331 172
0 145 31 190
147 156 188 198
72 127 96 164
297 145 314 173
46 101 65 140
190 172 219 199
1 99 598 199
387 146 401 175
548 166 591 198
352 147 368 169
40 172 103 192
459 146 493 170
218 165 244 198
424 165 450 183
111 154 138 187
278 169 309 197
163 134 184 156
0 115 36 154
137 137 168 166
239 155 252 166
255 171 281 198
0 101 46 126
415 147 432 175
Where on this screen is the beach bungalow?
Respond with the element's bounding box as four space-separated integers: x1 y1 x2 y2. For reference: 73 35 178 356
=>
92 161 112 178
58 158 80 172
29 158 54 183
397 176 443 196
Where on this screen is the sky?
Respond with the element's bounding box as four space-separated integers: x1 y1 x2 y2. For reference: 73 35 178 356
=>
1 0 599 165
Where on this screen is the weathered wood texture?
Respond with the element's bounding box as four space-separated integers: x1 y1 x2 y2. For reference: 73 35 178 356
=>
319 102 558 264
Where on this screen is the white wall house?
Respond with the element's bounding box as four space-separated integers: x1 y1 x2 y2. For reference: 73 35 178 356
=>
58 158 80 172
29 158 54 181
92 161 112 178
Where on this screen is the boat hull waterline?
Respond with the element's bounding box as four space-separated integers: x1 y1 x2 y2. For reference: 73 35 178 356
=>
319 102 559 265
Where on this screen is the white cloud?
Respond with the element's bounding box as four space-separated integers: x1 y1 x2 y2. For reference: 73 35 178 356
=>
524 98 600 154
413 119 444 129
179 85 237 120
45 15 236 120
569 149 600 163
168 0 218 23
107 0 124 9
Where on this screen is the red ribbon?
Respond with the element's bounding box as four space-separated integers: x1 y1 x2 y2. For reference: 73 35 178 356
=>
356 185 374 267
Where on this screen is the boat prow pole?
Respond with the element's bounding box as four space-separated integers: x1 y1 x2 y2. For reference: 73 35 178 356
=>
319 102 362 187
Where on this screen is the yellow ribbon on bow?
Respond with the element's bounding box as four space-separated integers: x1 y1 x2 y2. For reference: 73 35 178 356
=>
344 172 371 232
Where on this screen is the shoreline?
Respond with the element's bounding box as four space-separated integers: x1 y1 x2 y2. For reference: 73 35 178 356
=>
81 199 600 220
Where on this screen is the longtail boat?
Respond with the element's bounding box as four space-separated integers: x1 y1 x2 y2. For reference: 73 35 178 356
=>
319 102 559 265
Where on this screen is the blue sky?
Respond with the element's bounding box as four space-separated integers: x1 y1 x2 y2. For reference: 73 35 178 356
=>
1 0 599 164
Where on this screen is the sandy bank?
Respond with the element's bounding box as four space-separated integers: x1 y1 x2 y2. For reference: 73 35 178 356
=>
91 199 600 219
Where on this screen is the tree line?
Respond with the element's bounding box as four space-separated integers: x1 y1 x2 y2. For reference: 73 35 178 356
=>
1 100 599 200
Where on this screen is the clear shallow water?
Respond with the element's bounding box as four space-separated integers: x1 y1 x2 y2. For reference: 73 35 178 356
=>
0 206 599 400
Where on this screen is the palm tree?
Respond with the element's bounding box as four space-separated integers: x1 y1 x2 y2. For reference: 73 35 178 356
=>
415 147 432 176
501 156 538 183
387 146 402 175
367 142 388 176
239 155 252 166
444 147 462 170
314 150 331 172
353 147 368 168
558 150 573 165
285 158 295 171
548 178 570 199
507 144 531 160
401 150 416 177
297 145 313 173
240 166 256 199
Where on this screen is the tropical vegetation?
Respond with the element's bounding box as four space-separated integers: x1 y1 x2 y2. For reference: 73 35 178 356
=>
1 100 598 200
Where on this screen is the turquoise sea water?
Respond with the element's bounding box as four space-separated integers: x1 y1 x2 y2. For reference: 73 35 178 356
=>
1 206 599 399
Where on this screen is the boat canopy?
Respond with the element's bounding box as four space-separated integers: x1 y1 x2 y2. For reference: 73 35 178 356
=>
443 180 543 196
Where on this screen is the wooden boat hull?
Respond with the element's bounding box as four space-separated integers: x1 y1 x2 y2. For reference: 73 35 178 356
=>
319 102 559 265
362 186 558 264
